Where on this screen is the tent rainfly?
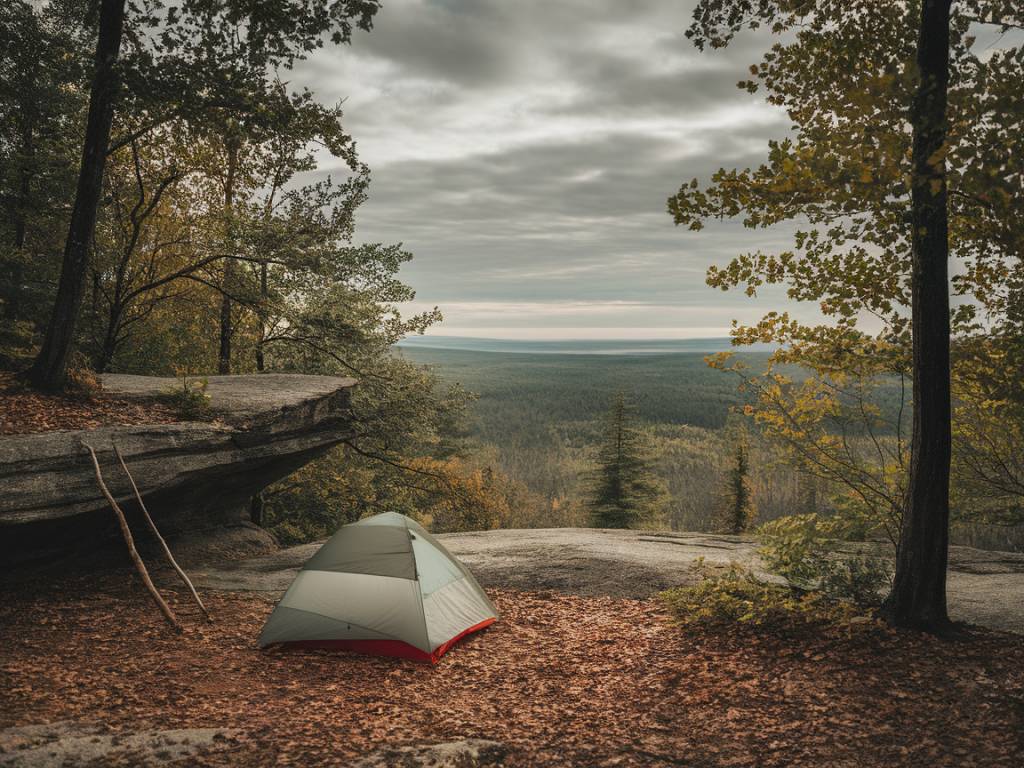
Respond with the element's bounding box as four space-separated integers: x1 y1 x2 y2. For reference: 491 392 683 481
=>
258 512 497 663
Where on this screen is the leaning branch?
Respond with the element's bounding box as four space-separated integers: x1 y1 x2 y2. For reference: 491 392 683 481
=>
82 442 183 633
114 446 211 621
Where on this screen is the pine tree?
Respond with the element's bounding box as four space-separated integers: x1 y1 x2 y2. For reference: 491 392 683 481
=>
719 436 755 534
586 391 665 528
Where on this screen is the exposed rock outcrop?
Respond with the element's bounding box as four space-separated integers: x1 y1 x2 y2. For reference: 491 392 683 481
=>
0 374 356 567
192 528 1024 634
350 739 507 768
0 721 241 768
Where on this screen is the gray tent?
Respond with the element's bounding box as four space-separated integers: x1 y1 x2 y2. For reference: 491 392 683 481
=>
259 512 497 663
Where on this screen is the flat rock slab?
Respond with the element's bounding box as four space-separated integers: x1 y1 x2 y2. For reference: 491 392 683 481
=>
194 528 1024 634
350 739 506 768
0 721 240 767
103 373 357 427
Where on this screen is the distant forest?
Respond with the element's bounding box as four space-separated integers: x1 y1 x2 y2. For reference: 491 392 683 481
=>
399 342 1023 552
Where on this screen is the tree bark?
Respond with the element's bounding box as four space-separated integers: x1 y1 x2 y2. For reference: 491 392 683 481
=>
250 491 265 527
97 305 121 373
218 264 234 374
28 0 126 390
218 139 238 375
255 261 268 371
880 0 953 631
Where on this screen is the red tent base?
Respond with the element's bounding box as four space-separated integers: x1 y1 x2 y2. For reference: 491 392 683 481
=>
281 618 496 664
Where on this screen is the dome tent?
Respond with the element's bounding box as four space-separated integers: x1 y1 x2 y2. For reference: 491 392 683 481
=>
258 512 497 663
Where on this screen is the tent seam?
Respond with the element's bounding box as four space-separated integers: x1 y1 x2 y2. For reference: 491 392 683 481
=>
404 516 431 653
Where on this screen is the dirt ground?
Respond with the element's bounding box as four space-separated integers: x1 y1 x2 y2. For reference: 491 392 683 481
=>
2 565 1024 767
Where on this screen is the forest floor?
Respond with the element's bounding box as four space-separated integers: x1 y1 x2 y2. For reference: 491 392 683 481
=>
2 563 1024 767
0 372 178 436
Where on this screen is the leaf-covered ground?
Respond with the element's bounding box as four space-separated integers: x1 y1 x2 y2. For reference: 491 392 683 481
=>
0 373 179 436
1 573 1022 767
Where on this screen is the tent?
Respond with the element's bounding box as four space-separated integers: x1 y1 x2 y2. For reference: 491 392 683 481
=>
258 512 497 663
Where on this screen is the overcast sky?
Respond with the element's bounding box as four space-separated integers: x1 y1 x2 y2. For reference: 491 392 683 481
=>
292 0 807 340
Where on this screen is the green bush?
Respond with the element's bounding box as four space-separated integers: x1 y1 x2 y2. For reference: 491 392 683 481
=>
659 560 862 628
159 376 211 418
757 513 831 589
820 553 893 607
269 520 314 546
758 513 892 607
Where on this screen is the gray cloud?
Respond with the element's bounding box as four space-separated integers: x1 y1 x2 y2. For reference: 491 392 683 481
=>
290 0 809 338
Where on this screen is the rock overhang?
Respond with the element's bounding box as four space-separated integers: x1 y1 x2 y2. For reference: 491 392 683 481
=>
0 374 358 566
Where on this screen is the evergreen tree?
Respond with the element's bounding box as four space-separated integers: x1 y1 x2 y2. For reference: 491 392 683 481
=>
586 391 665 528
719 434 755 535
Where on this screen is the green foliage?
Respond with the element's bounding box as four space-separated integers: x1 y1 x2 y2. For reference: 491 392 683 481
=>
758 513 836 590
0 321 36 369
397 345 1024 546
158 376 211 419
708 349 909 546
823 554 894 610
758 514 892 607
952 334 1024 526
674 1 1024 558
0 2 88 332
585 391 668 528
263 446 533 542
0 1 485 533
659 560 864 628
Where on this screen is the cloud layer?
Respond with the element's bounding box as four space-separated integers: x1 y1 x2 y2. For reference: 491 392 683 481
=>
293 0 806 339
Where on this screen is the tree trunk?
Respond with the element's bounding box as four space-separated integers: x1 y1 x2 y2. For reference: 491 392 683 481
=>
218 266 233 374
880 0 953 631
28 0 126 390
250 491 265 527
217 140 238 375
97 304 122 373
255 261 268 371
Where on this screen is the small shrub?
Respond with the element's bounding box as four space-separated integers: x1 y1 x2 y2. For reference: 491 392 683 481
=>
269 521 311 546
63 352 102 399
659 560 861 628
758 513 832 590
0 320 36 368
758 513 892 607
820 553 893 607
159 375 211 418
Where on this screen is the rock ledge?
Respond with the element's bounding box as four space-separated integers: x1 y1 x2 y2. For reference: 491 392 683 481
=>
0 373 356 566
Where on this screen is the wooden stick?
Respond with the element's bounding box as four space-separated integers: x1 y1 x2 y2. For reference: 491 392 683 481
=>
82 442 183 633
114 445 211 622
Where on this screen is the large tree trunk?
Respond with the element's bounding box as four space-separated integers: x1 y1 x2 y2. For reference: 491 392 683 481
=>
218 265 233 374
28 0 126 390
97 304 122 373
881 0 953 631
218 140 238 375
